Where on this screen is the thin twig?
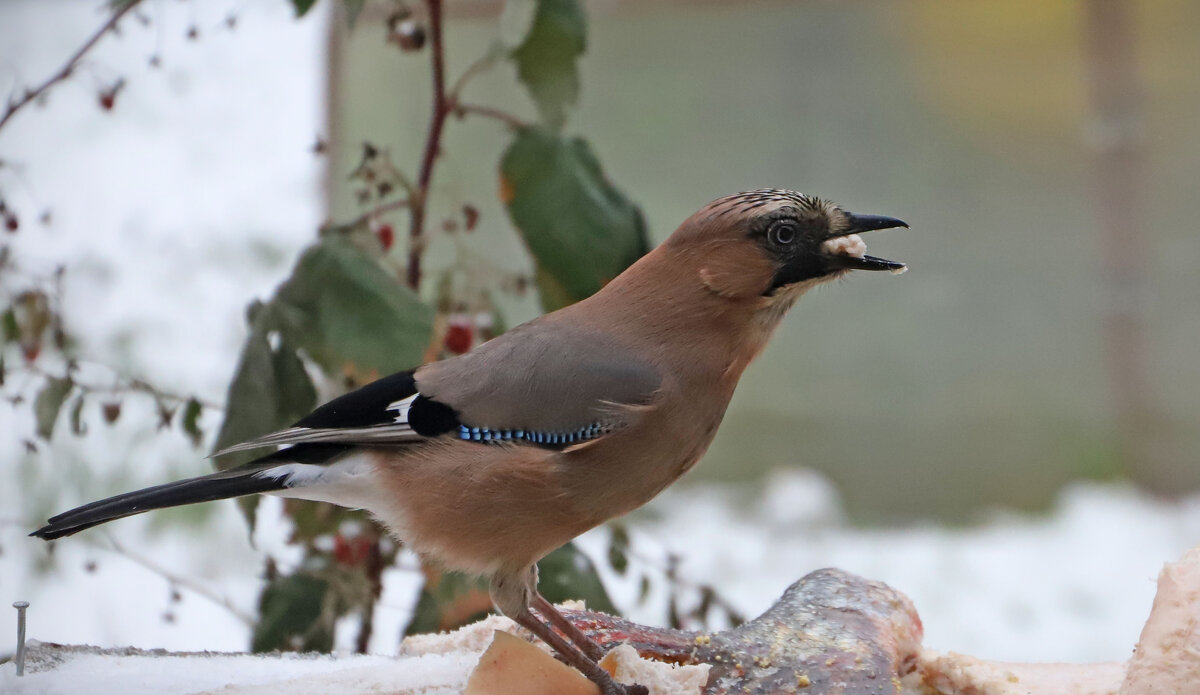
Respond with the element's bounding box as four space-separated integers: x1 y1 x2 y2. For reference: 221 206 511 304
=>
335 42 514 244
453 102 527 130
405 0 448 290
22 360 222 411
340 197 410 231
0 1 142 133
446 46 502 103
105 535 256 627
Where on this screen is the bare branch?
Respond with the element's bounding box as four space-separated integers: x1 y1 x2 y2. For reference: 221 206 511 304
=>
340 197 410 232
446 46 503 104
0 1 143 133
22 359 222 411
105 535 255 627
453 102 527 130
405 0 449 291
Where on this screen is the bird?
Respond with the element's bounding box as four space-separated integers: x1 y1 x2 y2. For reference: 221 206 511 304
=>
32 189 907 695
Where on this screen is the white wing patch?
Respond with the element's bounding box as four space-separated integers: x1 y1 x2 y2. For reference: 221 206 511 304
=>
387 393 418 423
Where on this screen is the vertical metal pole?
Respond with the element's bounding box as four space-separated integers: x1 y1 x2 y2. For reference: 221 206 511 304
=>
13 601 29 677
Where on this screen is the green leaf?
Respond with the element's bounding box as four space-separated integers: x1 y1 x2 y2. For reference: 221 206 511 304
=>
405 572 493 636
510 0 586 129
212 313 318 528
405 543 617 636
1 309 17 343
34 376 73 440
214 320 316 466
404 583 443 636
500 127 649 311
273 234 434 377
252 572 333 653
181 397 203 447
343 0 365 29
499 0 539 49
290 0 319 18
69 395 87 436
607 523 629 576
537 543 617 614
638 574 652 604
213 235 431 527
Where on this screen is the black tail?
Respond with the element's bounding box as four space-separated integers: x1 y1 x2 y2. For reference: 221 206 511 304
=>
31 444 353 541
30 467 286 540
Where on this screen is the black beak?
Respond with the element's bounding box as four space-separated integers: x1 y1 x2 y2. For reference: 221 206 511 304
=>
842 213 909 235
825 212 908 272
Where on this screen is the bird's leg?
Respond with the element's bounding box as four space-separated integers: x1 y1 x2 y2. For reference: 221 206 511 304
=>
531 591 605 661
511 608 646 695
492 567 646 695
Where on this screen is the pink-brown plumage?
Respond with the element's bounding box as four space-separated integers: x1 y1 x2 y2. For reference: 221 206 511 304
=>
34 189 907 695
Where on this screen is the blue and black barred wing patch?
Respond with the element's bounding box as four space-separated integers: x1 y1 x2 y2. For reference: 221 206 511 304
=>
452 421 615 448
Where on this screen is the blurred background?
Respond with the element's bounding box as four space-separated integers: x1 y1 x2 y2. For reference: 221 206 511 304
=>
330 0 1200 519
2 0 1198 672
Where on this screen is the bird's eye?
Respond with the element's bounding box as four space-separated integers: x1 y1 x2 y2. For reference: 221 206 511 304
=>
769 221 797 246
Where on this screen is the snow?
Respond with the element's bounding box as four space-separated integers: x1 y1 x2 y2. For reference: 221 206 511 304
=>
0 0 330 658
585 473 1200 664
0 643 474 695
3 2 1200 689
0 0 327 396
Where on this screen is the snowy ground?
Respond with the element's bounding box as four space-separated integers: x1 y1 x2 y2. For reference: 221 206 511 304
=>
3 1 1200 685
2 646 463 695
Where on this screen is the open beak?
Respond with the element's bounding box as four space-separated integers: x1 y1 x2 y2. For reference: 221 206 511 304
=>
824 212 908 272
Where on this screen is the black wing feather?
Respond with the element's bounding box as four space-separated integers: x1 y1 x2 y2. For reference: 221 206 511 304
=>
295 370 419 429
31 444 354 540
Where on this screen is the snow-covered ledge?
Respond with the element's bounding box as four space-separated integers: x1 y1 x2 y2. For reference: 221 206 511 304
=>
3 545 1197 695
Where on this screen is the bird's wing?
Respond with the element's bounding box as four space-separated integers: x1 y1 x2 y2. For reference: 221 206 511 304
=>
212 370 432 456
417 320 662 443
214 322 661 456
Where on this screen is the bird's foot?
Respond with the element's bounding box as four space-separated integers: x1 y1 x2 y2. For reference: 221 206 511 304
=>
601 681 647 695
588 663 647 695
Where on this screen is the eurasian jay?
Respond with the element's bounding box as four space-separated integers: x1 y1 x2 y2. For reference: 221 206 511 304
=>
33 189 907 695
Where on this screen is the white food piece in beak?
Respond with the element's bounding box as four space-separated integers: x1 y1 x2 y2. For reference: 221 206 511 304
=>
820 234 867 258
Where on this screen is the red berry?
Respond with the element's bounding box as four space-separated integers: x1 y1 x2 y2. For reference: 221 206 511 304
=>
98 79 124 111
463 205 479 231
102 402 122 424
376 224 395 251
4 214 17 232
333 535 372 566
443 323 473 355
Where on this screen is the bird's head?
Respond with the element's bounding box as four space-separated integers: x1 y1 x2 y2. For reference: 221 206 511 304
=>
665 189 907 302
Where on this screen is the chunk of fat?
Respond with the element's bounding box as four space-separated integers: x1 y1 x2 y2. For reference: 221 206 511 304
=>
821 233 867 258
915 543 1200 695
916 653 1125 695
1120 544 1200 695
